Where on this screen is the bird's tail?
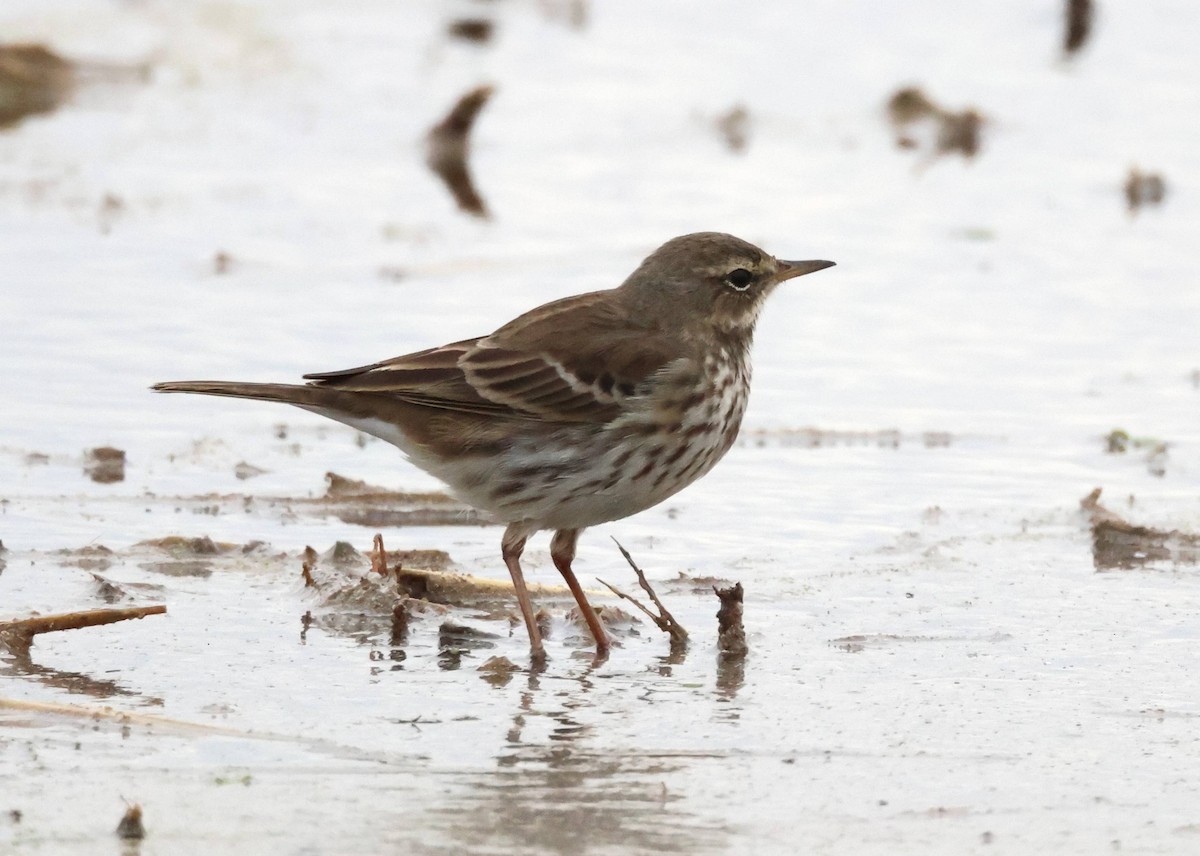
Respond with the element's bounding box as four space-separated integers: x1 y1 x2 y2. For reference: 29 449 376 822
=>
151 381 345 410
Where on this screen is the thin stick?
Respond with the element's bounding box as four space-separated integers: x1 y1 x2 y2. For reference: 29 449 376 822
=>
370 533 389 576
0 605 166 653
600 538 688 643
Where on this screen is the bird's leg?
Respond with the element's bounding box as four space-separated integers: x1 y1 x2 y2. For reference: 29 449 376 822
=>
501 522 545 661
550 528 610 656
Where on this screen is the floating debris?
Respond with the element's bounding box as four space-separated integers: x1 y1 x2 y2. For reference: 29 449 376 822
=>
213 251 235 275
425 84 494 218
84 446 125 484
886 86 937 127
935 109 983 158
1081 488 1200 571
448 19 495 44
885 85 984 161
1104 428 1168 477
1064 0 1095 55
234 460 268 480
115 803 145 840
714 104 751 153
0 44 74 129
90 573 129 604
1124 167 1167 213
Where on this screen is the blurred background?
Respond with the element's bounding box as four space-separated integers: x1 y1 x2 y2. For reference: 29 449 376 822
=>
1 0 1194 461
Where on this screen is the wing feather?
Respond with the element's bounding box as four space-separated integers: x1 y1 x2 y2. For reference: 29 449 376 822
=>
303 291 697 423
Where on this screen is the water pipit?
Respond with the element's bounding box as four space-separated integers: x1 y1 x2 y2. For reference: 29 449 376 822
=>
154 232 834 660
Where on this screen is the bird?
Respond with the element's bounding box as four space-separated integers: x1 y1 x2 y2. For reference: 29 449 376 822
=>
153 232 835 660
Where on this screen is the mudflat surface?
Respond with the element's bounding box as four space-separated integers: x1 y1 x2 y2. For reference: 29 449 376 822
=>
2 1 1199 854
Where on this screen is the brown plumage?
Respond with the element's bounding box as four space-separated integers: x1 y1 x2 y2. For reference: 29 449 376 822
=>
154 232 835 660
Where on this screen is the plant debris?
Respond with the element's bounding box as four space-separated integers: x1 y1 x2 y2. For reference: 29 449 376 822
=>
886 85 984 160
0 44 75 129
1081 488 1200 571
425 84 494 218
714 583 747 656
448 18 495 44
84 446 126 484
1063 0 1095 55
714 104 750 153
234 460 267 480
597 539 687 646
0 605 167 657
115 802 145 840
1104 428 1168 477
1124 167 1167 214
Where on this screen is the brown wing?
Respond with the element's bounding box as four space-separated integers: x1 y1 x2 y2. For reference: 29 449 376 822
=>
304 290 692 423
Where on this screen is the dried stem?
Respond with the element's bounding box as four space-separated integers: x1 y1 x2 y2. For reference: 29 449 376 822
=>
370 533 389 576
0 605 167 655
598 538 688 644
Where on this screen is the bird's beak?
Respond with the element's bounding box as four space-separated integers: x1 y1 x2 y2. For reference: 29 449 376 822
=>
775 258 836 282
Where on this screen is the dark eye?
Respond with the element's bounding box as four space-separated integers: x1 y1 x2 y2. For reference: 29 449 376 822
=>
724 268 754 291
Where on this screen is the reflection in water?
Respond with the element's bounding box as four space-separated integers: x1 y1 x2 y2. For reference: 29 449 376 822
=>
1 648 162 705
431 665 728 854
715 652 745 702
425 85 494 218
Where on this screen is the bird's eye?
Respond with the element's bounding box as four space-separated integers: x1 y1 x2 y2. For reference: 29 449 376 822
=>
724 268 754 291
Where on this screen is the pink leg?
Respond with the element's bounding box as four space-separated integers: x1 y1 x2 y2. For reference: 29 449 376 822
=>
551 528 610 656
502 522 545 661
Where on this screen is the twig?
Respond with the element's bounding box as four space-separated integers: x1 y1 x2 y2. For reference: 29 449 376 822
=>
599 538 688 644
370 533 389 576
0 605 167 655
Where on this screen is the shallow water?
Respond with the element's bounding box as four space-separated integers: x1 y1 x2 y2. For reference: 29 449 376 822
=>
2 1 1199 854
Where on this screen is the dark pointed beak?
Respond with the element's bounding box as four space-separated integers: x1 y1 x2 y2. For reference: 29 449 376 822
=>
775 258 836 282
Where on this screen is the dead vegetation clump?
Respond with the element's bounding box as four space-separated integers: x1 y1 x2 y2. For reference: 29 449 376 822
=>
0 44 74 129
1081 488 1200 571
84 446 126 484
886 85 985 161
1104 428 1168 477
1124 167 1167 214
714 583 747 656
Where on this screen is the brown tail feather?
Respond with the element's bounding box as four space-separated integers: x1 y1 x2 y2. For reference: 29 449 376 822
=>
151 381 345 409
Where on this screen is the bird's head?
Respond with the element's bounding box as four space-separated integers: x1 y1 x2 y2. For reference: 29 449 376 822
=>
620 232 834 337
